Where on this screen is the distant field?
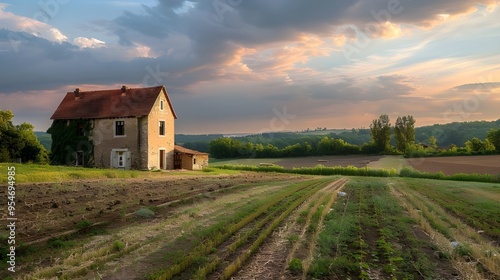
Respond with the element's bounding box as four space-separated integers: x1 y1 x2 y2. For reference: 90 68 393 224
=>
211 155 384 169
407 155 500 175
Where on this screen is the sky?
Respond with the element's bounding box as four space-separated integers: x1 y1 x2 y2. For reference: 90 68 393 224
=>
0 0 499 134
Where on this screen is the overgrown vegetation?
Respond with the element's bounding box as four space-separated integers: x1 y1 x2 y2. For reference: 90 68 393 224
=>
0 109 48 163
47 119 94 166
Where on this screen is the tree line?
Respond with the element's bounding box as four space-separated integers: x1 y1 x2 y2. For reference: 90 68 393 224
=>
208 115 500 159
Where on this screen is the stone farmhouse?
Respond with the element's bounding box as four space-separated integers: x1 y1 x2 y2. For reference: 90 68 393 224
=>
49 85 207 170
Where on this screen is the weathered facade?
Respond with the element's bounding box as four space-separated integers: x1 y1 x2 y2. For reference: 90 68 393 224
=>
174 145 209 170
49 85 177 170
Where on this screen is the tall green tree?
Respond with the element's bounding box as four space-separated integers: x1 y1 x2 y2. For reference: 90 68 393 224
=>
428 136 438 149
370 114 391 152
486 128 500 152
0 109 48 163
394 115 416 152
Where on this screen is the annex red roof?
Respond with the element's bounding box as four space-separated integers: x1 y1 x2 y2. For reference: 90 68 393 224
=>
174 145 208 155
50 86 177 120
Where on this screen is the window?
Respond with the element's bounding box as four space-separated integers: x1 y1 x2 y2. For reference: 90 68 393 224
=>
117 151 125 167
160 100 164 111
193 158 196 165
159 121 165 136
115 120 125 136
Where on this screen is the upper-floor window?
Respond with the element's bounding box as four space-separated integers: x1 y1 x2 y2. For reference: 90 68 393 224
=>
160 100 164 111
115 120 125 136
159 121 165 136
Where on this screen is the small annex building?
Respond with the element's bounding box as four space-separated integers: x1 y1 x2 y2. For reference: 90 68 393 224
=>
174 145 209 170
48 85 185 170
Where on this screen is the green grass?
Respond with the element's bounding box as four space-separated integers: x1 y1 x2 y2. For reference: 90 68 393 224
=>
217 164 397 177
367 155 410 171
0 163 241 183
209 157 281 165
400 177 500 238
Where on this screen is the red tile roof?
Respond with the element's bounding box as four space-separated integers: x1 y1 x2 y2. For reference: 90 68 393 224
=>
174 145 208 155
50 86 177 120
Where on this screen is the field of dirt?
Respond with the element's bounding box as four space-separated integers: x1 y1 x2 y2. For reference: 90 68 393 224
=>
2 172 308 245
275 155 384 168
407 155 500 175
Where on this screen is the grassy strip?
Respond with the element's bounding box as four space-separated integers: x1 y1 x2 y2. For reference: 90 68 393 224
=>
218 164 396 177
0 163 240 183
400 167 500 183
148 179 327 280
284 182 339 276
217 164 500 183
301 180 347 277
219 180 327 280
192 181 327 279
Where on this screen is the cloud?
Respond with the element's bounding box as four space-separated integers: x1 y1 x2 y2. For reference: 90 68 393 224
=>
452 82 500 92
73 37 106 49
307 74 417 102
0 4 68 43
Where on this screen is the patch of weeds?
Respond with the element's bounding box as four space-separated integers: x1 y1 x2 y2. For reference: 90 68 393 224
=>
47 237 76 249
104 171 118 178
112 240 126 252
286 233 299 244
75 220 92 231
203 167 216 172
288 258 303 275
453 243 473 258
135 207 155 218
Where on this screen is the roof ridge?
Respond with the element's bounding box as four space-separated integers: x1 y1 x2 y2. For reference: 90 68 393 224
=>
65 85 164 94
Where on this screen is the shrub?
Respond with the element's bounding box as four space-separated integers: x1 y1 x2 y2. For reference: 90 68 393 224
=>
288 258 303 275
135 207 155 218
112 240 126 252
75 220 93 231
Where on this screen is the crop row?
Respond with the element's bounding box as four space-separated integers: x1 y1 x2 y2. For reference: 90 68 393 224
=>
392 181 500 278
309 179 439 279
404 179 500 238
149 178 334 280
285 178 348 277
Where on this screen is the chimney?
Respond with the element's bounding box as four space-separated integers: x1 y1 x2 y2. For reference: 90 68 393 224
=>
74 88 80 99
121 85 127 96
